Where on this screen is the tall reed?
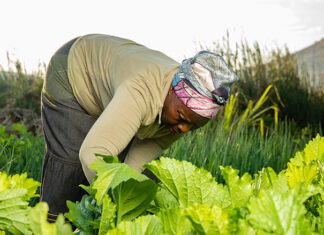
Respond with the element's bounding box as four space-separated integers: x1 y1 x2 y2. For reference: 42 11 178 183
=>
199 33 324 130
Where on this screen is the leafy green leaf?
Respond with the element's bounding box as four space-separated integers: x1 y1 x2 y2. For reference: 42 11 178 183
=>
111 178 157 224
0 172 39 201
99 194 116 235
29 202 73 235
0 172 40 235
95 154 120 164
158 207 192 235
247 186 314 234
220 166 253 208
144 157 230 208
285 135 324 188
107 215 162 235
253 167 289 196
185 203 230 235
89 159 150 205
154 184 179 210
65 195 100 234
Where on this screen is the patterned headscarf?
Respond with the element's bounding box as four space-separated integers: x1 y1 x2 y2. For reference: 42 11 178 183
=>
173 51 238 118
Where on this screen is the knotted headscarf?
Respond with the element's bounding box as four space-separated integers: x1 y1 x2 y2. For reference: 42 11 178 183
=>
172 51 238 118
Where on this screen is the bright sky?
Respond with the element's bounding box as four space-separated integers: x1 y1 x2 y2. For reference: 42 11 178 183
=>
0 0 323 73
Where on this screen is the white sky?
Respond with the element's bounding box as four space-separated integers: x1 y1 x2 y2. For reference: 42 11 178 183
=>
0 0 323 73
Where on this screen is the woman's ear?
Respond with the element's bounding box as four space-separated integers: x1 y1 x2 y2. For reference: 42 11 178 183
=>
168 85 173 95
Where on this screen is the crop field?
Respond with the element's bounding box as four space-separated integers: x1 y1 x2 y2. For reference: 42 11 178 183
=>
0 41 324 234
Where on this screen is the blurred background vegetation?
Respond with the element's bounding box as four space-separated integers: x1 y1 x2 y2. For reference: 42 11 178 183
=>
0 36 323 186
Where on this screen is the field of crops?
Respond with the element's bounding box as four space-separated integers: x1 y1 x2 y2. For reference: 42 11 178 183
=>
0 40 324 234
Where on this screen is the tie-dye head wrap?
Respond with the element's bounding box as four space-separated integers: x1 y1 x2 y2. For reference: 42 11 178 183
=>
173 51 239 119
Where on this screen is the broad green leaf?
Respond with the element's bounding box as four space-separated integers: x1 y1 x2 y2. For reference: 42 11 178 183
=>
99 194 116 235
220 166 253 208
286 163 318 188
247 186 314 234
253 167 289 195
154 184 179 210
300 135 324 163
65 195 100 234
111 178 157 224
236 219 256 235
95 154 120 163
285 135 324 188
185 204 230 235
108 215 162 235
89 159 150 205
144 157 230 208
29 202 73 235
158 207 192 235
0 191 31 235
0 172 40 235
0 172 39 201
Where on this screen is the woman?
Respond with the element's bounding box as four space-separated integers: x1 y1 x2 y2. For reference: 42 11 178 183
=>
40 34 238 221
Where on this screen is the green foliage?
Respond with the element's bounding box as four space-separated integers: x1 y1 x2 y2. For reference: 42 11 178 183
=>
144 157 230 208
0 172 39 234
0 57 43 114
65 195 101 234
0 124 44 182
164 118 316 183
185 204 230 235
108 215 162 235
200 35 324 129
29 202 73 235
62 135 324 234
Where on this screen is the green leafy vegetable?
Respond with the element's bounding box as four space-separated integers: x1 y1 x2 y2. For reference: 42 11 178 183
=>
185 203 230 235
144 157 230 208
220 166 253 209
107 215 162 235
158 207 193 235
0 172 40 235
65 195 101 234
89 159 153 205
29 202 72 235
99 194 116 235
111 178 157 224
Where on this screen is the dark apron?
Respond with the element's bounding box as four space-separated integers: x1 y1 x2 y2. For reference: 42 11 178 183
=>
40 37 134 222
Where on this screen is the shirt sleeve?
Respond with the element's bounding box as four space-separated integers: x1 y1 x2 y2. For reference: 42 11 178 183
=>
79 82 146 182
124 132 184 173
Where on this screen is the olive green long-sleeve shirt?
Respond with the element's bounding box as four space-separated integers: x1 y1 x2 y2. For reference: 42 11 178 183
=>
67 34 183 182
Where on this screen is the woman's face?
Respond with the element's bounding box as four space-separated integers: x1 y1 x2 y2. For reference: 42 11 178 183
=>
161 86 209 133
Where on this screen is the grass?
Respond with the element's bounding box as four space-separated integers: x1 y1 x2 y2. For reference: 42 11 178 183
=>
163 116 321 183
0 124 44 181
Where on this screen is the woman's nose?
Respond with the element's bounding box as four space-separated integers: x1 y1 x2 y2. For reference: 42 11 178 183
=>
177 123 191 133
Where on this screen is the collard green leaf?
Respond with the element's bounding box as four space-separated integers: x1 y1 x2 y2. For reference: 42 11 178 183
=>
247 186 314 234
285 135 324 188
0 192 31 235
29 202 72 235
154 184 179 210
99 194 116 235
111 178 157 224
65 195 99 234
144 157 230 208
95 154 120 164
220 166 253 209
253 167 289 196
185 203 230 235
0 172 39 201
107 215 162 235
158 207 192 235
89 159 150 205
0 172 40 235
